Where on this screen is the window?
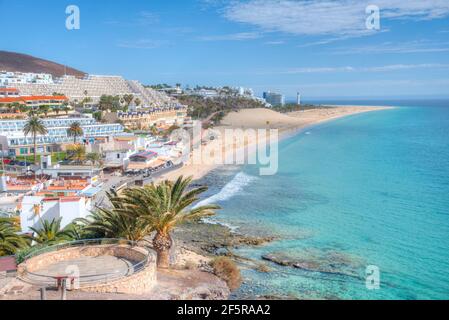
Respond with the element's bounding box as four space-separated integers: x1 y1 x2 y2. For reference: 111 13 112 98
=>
20 148 28 155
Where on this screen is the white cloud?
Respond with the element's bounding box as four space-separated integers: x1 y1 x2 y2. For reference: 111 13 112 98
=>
197 32 261 41
137 11 160 25
264 40 285 45
224 0 449 36
259 63 449 75
117 39 171 49
334 40 449 54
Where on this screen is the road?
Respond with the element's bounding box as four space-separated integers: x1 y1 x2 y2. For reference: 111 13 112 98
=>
93 163 184 208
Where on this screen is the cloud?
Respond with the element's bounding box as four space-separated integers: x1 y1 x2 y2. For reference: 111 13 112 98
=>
258 63 449 75
251 78 449 90
197 32 261 41
117 39 171 49
137 11 160 25
223 0 449 36
264 40 285 45
334 40 449 54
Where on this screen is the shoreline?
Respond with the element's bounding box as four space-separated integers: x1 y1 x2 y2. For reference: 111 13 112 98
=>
169 105 396 296
160 105 394 182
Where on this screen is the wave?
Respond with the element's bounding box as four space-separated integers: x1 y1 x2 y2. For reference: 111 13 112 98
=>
201 218 241 233
195 171 257 207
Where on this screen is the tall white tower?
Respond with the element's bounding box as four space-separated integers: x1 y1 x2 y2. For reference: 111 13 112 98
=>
296 92 301 105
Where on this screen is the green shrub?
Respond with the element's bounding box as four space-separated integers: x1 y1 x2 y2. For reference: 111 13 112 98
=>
15 244 47 264
210 256 242 291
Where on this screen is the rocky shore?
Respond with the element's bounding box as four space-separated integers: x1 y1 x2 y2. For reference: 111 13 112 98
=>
174 221 276 257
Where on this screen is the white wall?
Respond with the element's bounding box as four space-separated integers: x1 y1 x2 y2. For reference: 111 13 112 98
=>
20 196 91 233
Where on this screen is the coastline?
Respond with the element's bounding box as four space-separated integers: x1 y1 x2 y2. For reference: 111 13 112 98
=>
166 105 396 297
160 105 394 182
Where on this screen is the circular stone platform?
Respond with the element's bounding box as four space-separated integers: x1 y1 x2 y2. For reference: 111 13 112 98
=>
18 240 157 294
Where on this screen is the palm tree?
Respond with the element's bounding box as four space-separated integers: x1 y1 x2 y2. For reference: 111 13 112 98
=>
38 105 50 117
67 144 86 164
62 106 70 115
78 190 150 242
0 218 28 256
120 176 220 268
123 94 134 108
149 124 159 136
23 116 48 165
29 218 73 245
86 152 102 167
67 122 84 143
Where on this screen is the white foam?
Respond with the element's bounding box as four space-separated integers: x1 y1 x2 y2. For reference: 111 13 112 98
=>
201 218 240 233
195 172 257 208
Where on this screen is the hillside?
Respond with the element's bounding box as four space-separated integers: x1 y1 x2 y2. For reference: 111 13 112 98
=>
0 51 86 78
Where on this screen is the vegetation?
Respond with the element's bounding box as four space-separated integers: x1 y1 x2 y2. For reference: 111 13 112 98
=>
23 116 48 165
178 95 267 121
0 218 28 256
122 94 134 109
99 95 122 111
146 83 171 90
67 122 84 143
272 103 331 113
77 190 150 242
29 218 73 245
16 152 67 164
66 144 87 164
210 256 242 291
86 152 102 166
123 176 220 268
1 176 225 275
79 176 220 268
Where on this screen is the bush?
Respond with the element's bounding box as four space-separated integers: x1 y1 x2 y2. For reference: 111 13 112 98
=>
15 244 47 264
210 256 242 291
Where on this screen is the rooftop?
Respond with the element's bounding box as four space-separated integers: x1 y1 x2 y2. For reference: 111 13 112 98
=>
0 95 68 104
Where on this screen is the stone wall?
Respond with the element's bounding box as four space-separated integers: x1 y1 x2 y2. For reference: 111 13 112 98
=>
18 244 157 295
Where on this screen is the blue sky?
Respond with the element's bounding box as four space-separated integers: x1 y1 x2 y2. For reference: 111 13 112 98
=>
1 0 449 99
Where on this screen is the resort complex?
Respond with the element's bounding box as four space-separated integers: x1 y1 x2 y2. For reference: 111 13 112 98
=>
0 68 231 300
12 74 177 107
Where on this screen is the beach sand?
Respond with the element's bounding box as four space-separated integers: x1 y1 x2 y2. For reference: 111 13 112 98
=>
160 106 393 181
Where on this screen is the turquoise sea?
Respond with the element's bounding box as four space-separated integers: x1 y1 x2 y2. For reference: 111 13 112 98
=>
196 101 449 300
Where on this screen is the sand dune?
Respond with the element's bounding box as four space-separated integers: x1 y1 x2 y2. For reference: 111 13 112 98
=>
221 106 393 132
221 108 302 129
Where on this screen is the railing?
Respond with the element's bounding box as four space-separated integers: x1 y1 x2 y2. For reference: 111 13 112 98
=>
20 238 153 287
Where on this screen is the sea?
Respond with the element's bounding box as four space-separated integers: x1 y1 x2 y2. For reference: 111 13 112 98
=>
195 100 449 300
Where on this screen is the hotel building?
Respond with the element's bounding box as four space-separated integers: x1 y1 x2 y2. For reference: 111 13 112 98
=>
0 117 124 156
0 95 68 109
106 105 188 130
0 71 53 86
263 91 285 106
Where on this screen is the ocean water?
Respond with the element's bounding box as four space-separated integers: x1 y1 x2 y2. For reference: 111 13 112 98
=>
197 102 449 300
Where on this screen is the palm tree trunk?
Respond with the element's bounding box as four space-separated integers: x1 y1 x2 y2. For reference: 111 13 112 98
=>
33 134 38 165
153 231 172 268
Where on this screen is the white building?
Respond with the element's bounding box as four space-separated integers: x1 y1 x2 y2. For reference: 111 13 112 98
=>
263 91 285 106
0 117 124 156
0 71 53 86
20 195 92 233
104 149 134 169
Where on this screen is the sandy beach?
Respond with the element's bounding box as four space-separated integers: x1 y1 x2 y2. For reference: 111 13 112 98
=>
161 106 393 181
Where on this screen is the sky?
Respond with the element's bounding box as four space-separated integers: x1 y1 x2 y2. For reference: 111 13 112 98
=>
1 0 449 100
